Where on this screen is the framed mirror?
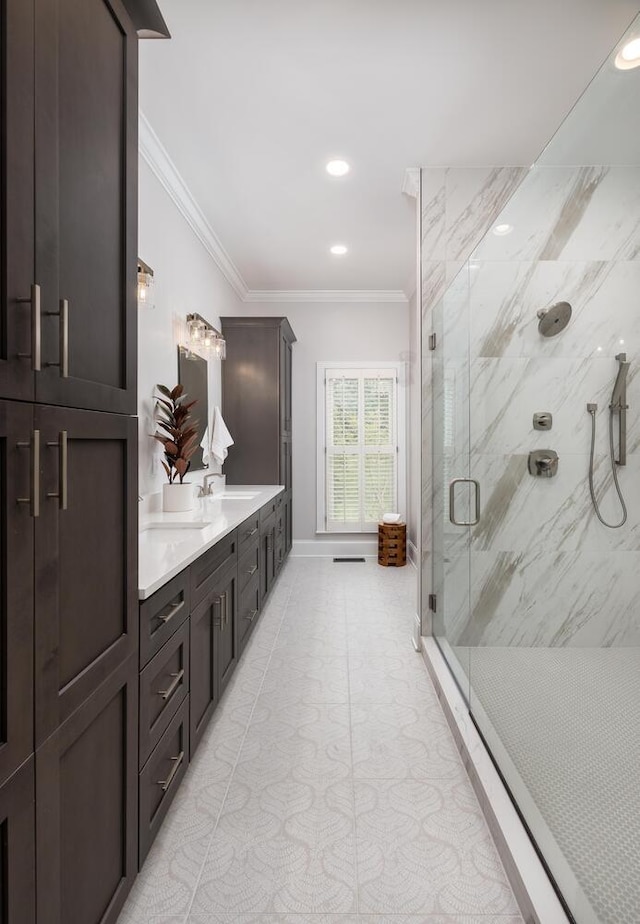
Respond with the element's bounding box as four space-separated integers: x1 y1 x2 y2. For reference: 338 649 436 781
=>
177 346 209 472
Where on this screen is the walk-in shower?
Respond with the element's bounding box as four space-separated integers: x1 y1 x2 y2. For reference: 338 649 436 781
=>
422 13 640 924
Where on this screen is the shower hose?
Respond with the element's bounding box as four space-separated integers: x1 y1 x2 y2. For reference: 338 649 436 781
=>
588 405 627 529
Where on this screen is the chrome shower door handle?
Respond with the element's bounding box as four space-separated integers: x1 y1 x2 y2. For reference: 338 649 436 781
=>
449 478 481 526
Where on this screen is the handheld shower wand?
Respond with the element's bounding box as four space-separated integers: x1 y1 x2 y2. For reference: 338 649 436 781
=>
587 353 629 529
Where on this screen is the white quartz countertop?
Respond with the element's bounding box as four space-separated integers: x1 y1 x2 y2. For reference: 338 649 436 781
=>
138 485 284 600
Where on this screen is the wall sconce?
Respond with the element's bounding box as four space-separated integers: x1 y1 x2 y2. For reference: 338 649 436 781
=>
137 259 155 307
186 313 226 360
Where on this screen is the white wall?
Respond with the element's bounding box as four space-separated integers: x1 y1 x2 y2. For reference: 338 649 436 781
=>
230 301 410 547
138 158 244 497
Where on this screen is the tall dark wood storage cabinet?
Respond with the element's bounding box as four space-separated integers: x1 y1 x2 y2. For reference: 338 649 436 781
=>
220 317 296 558
0 0 169 921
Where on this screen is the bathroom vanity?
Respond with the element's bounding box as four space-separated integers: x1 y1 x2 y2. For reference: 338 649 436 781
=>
136 485 288 862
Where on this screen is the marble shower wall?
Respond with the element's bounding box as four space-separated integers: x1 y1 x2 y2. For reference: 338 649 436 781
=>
420 166 528 633
426 164 640 649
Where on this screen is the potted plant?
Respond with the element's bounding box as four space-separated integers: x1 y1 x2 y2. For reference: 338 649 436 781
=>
153 383 199 512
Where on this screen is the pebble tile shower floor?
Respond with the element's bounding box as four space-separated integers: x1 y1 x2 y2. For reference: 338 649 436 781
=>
119 557 522 924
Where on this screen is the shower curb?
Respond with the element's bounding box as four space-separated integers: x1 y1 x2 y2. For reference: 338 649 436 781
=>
420 637 571 924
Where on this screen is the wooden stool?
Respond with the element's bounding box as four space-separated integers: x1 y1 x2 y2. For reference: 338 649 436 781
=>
378 522 407 567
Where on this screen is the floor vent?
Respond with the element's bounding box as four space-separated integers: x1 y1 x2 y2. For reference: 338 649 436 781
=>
333 557 366 563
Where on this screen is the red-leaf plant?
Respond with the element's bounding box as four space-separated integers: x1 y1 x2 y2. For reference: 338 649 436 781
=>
153 384 199 484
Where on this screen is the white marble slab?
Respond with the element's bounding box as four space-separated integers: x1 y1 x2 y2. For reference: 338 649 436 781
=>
138 485 284 599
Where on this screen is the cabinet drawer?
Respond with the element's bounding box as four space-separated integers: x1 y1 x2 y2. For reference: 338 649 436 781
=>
191 531 238 606
139 696 189 865
238 574 260 651
140 571 190 669
238 542 260 594
238 512 260 555
139 621 189 768
259 497 278 523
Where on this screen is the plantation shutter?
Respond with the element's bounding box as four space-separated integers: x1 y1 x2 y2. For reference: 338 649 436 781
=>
325 368 398 532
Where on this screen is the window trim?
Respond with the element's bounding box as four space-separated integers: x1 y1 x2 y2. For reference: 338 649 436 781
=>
316 361 407 534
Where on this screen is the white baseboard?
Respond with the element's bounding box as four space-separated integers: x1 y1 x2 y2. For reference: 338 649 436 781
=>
291 538 377 557
407 539 418 567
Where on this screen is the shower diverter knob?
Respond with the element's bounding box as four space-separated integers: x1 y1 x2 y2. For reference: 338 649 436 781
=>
528 449 559 477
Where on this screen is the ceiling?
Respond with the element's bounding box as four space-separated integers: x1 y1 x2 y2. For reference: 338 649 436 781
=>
140 0 640 298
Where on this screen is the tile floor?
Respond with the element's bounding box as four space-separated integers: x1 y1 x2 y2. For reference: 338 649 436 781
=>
119 557 522 924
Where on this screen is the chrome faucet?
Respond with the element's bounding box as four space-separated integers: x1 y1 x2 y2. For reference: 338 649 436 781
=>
198 472 225 497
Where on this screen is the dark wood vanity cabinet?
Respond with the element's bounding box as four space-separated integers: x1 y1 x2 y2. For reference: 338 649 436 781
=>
36 655 138 924
0 759 36 924
0 0 138 414
220 316 295 488
34 407 138 746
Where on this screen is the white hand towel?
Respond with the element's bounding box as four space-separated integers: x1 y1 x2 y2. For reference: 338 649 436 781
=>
200 425 210 467
211 406 234 465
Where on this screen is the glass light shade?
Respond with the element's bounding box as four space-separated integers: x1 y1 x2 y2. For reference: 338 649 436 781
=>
211 336 226 360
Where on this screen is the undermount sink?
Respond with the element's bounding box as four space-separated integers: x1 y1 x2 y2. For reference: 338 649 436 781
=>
142 521 210 531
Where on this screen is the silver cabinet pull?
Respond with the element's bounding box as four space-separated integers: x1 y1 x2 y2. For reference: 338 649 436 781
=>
157 751 184 792
157 599 185 624
246 609 258 622
17 430 41 518
223 591 229 627
246 564 258 576
449 478 481 526
46 430 68 510
156 669 185 701
16 284 41 372
45 298 69 378
245 526 258 538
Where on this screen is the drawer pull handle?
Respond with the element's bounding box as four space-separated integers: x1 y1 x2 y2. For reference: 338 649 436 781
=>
157 669 185 701
246 564 258 576
157 599 185 624
17 429 41 518
45 298 69 377
246 609 258 622
16 284 41 371
245 527 258 538
157 751 184 792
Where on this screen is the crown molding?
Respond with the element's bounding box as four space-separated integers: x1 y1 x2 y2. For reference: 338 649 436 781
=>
139 111 249 299
140 111 410 306
244 289 408 304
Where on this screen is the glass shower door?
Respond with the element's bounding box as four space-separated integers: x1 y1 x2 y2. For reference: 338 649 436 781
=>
431 264 472 699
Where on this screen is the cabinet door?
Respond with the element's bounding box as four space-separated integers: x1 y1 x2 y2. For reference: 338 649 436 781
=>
260 525 276 601
34 405 137 745
285 494 293 554
36 655 138 924
34 0 137 414
0 402 34 786
216 567 238 698
0 0 35 402
0 758 36 924
189 592 219 756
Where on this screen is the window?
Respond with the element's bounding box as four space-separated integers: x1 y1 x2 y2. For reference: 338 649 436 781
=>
317 362 406 533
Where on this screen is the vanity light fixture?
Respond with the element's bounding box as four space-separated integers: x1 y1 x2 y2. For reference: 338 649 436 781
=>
186 313 226 360
137 259 155 307
330 244 348 256
493 223 513 236
615 36 640 70
326 159 350 177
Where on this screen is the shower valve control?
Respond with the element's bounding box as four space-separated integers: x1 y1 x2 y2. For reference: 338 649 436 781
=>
528 449 559 478
533 412 553 431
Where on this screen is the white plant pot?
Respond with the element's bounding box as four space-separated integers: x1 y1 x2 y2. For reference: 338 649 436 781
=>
162 483 194 513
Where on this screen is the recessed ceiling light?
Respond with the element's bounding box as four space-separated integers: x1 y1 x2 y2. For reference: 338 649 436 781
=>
493 223 513 236
326 160 350 177
330 244 348 256
615 37 640 70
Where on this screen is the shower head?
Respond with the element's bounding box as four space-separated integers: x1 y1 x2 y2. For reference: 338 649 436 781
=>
611 354 630 407
537 301 572 337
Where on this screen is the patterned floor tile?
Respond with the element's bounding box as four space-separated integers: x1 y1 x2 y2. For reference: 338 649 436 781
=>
190 779 357 914
354 779 519 916
349 653 437 705
261 654 350 704
351 702 464 780
235 702 352 782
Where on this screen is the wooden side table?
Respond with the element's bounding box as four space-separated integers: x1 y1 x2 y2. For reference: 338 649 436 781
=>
378 522 407 567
